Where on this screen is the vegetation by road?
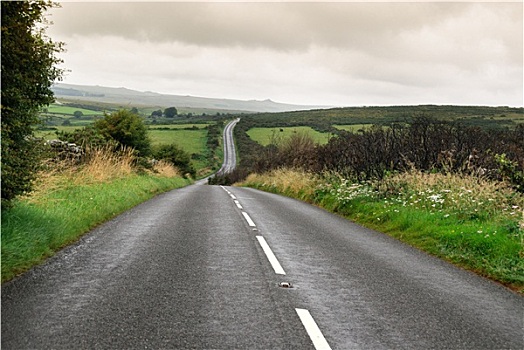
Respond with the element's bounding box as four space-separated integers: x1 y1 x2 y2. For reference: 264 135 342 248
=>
239 168 524 292
1 1 64 204
1 147 190 283
218 106 524 292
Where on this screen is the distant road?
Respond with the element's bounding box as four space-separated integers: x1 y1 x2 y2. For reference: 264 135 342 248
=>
215 118 239 176
2 121 523 349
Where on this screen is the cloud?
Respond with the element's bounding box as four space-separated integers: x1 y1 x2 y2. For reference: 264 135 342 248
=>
47 2 523 106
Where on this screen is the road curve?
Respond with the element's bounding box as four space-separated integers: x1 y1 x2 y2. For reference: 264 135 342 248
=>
216 118 239 176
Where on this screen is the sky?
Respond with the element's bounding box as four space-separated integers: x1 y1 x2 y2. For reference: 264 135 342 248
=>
46 1 523 107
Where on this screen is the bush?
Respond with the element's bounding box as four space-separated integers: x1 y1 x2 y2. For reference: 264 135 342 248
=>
153 144 195 178
94 110 151 156
56 125 111 149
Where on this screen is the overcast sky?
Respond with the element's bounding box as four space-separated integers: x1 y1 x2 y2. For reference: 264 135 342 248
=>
47 1 523 107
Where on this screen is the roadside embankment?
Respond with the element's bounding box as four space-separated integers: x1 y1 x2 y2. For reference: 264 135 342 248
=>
238 168 524 293
1 148 191 283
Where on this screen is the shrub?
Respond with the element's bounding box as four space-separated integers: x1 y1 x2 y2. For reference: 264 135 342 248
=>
56 125 111 149
153 144 195 178
94 110 151 156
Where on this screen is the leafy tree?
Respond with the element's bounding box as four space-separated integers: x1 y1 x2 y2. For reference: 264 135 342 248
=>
151 109 163 118
94 110 151 156
1 1 64 203
73 110 83 118
164 107 178 118
153 144 195 178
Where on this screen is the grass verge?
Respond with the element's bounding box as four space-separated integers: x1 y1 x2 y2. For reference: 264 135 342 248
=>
1 150 191 283
239 169 524 293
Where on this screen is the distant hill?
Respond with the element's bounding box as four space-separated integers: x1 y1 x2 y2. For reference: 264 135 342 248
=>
51 83 329 113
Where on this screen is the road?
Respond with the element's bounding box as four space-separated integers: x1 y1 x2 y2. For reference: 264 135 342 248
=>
2 122 523 349
215 118 239 176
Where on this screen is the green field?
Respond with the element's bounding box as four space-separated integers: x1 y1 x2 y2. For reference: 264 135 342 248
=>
246 126 330 146
44 104 102 116
148 129 207 153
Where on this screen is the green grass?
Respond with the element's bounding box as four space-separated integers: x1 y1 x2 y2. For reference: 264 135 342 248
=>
1 175 190 283
332 199 524 288
246 126 330 146
148 129 207 151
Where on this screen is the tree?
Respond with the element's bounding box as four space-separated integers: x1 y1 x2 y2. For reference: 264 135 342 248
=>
1 1 64 203
94 110 151 156
164 107 178 118
73 110 83 118
151 109 162 118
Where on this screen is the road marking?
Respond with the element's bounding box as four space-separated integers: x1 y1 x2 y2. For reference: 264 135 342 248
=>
256 236 286 275
295 308 332 350
242 211 256 227
230 194 237 200
234 200 243 209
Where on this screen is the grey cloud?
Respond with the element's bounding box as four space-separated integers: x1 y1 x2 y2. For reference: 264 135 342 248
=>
47 2 523 107
50 3 484 49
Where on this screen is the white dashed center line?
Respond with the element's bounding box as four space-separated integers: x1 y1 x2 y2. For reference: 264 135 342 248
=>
256 236 286 275
242 211 256 227
295 308 332 350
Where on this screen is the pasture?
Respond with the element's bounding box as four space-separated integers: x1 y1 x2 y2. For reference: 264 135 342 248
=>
148 129 207 155
246 126 330 146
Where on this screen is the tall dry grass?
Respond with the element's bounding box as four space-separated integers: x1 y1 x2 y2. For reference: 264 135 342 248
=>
152 160 181 178
27 146 177 202
241 168 321 197
75 146 135 184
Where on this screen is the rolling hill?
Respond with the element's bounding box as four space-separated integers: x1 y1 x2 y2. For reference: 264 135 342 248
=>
51 83 329 114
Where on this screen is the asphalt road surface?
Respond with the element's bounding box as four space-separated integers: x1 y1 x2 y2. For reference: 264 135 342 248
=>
215 118 239 177
2 184 523 349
